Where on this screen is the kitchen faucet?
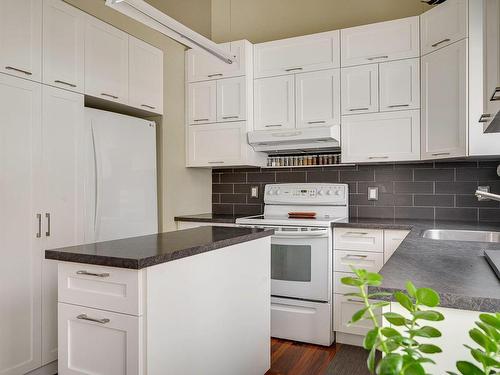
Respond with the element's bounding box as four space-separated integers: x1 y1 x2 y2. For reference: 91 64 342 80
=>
475 190 500 203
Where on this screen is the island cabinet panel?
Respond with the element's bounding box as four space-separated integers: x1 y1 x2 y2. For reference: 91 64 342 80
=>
341 16 419 67
420 0 468 56
254 30 340 78
58 303 143 375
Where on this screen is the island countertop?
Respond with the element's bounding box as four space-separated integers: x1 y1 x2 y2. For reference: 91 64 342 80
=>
332 219 500 313
45 226 274 269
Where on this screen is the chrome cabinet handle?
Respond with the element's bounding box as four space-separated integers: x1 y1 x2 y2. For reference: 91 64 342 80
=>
100 93 118 99
265 124 282 128
208 161 224 164
141 104 156 110
5 66 32 76
431 38 451 48
348 298 364 303
479 114 492 123
54 80 76 88
285 67 303 72
307 120 326 124
193 118 209 122
76 270 110 278
222 116 239 120
349 107 369 111
36 214 42 238
490 87 500 101
45 213 51 237
77 314 110 324
345 255 368 259
207 73 223 78
431 152 451 156
345 231 369 236
388 104 410 108
367 55 388 61
368 156 389 159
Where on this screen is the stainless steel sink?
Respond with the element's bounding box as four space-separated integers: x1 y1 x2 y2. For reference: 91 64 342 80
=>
422 229 500 243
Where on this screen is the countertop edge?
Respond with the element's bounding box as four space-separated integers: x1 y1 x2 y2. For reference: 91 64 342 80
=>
174 214 242 224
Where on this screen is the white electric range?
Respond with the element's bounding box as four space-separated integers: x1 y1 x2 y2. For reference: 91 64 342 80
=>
236 183 349 346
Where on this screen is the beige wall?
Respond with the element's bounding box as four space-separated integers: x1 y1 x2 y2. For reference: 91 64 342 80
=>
211 0 430 43
65 0 212 231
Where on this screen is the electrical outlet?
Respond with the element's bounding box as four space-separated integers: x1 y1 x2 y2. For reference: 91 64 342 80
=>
368 186 379 201
250 186 259 199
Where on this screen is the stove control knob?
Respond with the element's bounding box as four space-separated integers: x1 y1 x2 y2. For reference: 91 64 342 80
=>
327 190 333 195
275 189 281 195
334 190 341 196
318 190 324 196
268 189 274 195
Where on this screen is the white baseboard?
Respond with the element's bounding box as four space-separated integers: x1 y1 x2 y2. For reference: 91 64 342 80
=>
336 332 364 347
26 361 57 375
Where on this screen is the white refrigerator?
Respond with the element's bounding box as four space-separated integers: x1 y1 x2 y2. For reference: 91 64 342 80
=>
84 108 158 243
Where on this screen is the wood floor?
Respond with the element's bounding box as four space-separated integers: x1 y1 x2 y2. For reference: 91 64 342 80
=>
265 338 340 375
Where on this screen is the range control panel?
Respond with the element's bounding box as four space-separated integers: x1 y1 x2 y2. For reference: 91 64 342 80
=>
264 184 348 205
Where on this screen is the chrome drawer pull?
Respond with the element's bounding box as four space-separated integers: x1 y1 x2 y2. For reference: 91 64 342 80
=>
349 107 369 112
431 38 451 48
36 214 42 238
141 104 156 110
367 55 388 61
265 124 282 128
345 255 368 259
207 73 223 78
431 152 450 156
100 93 119 99
208 161 224 164
368 156 389 160
307 120 326 124
479 114 492 123
345 232 369 236
77 314 110 324
222 116 239 120
45 213 51 237
388 104 410 108
76 270 110 278
54 80 77 88
193 118 209 122
5 66 32 75
347 298 364 303
490 87 500 101
285 67 303 72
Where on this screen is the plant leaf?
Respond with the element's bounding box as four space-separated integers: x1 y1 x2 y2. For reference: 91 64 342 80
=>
412 326 442 338
466 346 500 368
479 313 500 330
368 292 393 299
406 281 417 298
376 353 403 375
367 346 377 373
365 272 383 286
381 327 401 338
350 307 368 323
416 288 440 307
343 292 365 298
341 277 364 287
413 310 444 322
455 361 485 375
418 344 442 354
384 312 408 326
395 291 414 313
469 328 498 353
404 361 426 375
364 328 379 350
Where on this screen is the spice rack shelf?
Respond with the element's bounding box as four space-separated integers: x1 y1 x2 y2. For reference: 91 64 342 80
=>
262 163 355 169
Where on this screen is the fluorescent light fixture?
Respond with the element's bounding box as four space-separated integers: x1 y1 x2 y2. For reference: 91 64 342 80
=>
105 0 235 64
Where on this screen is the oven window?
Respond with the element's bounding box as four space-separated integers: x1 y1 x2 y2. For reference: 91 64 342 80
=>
271 244 311 282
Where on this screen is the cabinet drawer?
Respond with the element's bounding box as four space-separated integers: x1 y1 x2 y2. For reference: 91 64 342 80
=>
334 228 383 252
334 294 381 336
334 271 367 295
384 229 410 262
58 302 142 375
334 250 384 274
58 262 144 316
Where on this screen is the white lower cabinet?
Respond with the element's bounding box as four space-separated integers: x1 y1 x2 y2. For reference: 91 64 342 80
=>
58 303 142 375
341 110 420 163
334 250 384 274
334 295 381 336
384 230 410 262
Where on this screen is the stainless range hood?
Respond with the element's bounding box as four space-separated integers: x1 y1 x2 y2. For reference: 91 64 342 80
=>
248 126 340 153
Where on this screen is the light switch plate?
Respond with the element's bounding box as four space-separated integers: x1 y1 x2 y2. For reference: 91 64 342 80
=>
368 186 379 201
250 185 259 198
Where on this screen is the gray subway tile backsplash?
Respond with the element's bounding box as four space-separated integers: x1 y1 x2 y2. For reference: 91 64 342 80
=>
212 161 500 222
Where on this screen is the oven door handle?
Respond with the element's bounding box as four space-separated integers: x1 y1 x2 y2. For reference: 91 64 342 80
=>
272 231 329 239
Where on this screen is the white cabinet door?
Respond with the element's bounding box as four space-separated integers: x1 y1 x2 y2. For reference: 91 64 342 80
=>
186 41 246 82
384 229 410 262
341 64 379 115
216 76 246 122
334 295 381 336
421 0 468 55
296 69 340 128
341 16 419 67
42 0 84 93
129 36 163 114
0 74 42 375
188 81 217 125
0 0 42 82
421 40 467 160
380 58 420 112
254 31 340 78
254 75 295 130
84 15 129 104
483 0 500 130
342 110 421 163
58 303 142 375
187 122 248 167
41 86 85 365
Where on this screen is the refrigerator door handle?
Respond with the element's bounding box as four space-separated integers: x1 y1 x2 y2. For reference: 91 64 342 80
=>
90 126 100 236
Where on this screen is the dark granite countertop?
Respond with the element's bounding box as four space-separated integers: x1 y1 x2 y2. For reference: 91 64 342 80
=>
174 213 249 224
45 226 274 269
332 219 500 313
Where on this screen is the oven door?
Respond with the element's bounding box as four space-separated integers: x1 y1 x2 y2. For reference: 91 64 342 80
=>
268 227 330 302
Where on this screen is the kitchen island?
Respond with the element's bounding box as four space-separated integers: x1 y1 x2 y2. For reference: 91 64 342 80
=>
45 226 274 375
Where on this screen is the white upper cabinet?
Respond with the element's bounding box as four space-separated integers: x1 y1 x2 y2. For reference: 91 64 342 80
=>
128 36 163 114
187 40 248 82
217 76 247 122
421 0 468 56
0 0 42 82
188 81 217 125
483 0 500 131
421 39 467 159
254 31 340 78
254 75 295 130
342 110 420 163
341 17 419 67
341 64 379 115
379 58 420 112
42 0 85 93
296 69 340 128
84 15 129 104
